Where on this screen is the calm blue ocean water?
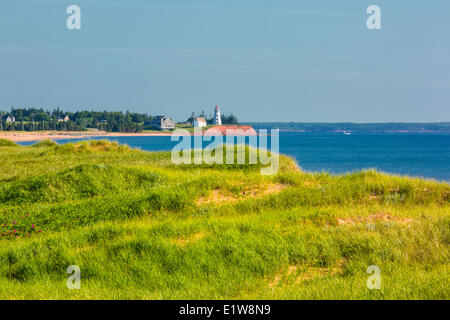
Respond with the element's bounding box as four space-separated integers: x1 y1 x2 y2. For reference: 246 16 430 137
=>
19 133 450 182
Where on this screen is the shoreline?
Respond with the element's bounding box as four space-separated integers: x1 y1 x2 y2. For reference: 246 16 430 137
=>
0 126 257 142
0 131 175 142
2 129 447 143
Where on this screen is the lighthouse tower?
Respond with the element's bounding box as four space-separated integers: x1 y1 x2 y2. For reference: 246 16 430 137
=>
213 105 222 125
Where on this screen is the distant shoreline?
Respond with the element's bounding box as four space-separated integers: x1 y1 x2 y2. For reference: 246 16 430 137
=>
245 122 450 134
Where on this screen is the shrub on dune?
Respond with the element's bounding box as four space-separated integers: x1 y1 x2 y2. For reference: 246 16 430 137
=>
31 140 57 147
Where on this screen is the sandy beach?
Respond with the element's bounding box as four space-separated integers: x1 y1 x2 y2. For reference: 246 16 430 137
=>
0 131 175 142
0 126 257 142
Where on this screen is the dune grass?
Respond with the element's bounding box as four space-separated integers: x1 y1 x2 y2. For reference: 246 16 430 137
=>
0 140 448 299
0 139 18 147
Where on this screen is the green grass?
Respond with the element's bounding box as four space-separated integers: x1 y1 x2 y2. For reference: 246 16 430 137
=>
0 140 448 299
0 139 18 147
31 140 58 148
172 124 216 133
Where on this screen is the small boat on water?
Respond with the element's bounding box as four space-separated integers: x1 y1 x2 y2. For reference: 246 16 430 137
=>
343 131 351 135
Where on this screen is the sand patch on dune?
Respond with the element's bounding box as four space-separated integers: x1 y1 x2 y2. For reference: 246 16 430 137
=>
197 183 286 205
269 259 345 288
337 212 413 226
172 232 207 247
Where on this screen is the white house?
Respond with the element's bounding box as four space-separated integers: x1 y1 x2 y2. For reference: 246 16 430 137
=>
193 117 207 128
6 116 15 123
58 115 70 123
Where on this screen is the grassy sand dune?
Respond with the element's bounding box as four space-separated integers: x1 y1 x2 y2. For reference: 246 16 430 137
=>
0 139 448 299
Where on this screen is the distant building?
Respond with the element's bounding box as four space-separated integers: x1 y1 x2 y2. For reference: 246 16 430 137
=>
150 116 175 131
213 105 222 125
193 117 207 128
6 116 15 123
58 115 70 123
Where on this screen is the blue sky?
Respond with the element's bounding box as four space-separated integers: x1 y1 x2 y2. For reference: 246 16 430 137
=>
0 0 449 122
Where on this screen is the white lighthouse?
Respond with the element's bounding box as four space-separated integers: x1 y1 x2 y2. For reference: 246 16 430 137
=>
213 105 222 125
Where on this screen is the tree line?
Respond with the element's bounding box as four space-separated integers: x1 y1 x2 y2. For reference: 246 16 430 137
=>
0 108 154 132
0 107 241 132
